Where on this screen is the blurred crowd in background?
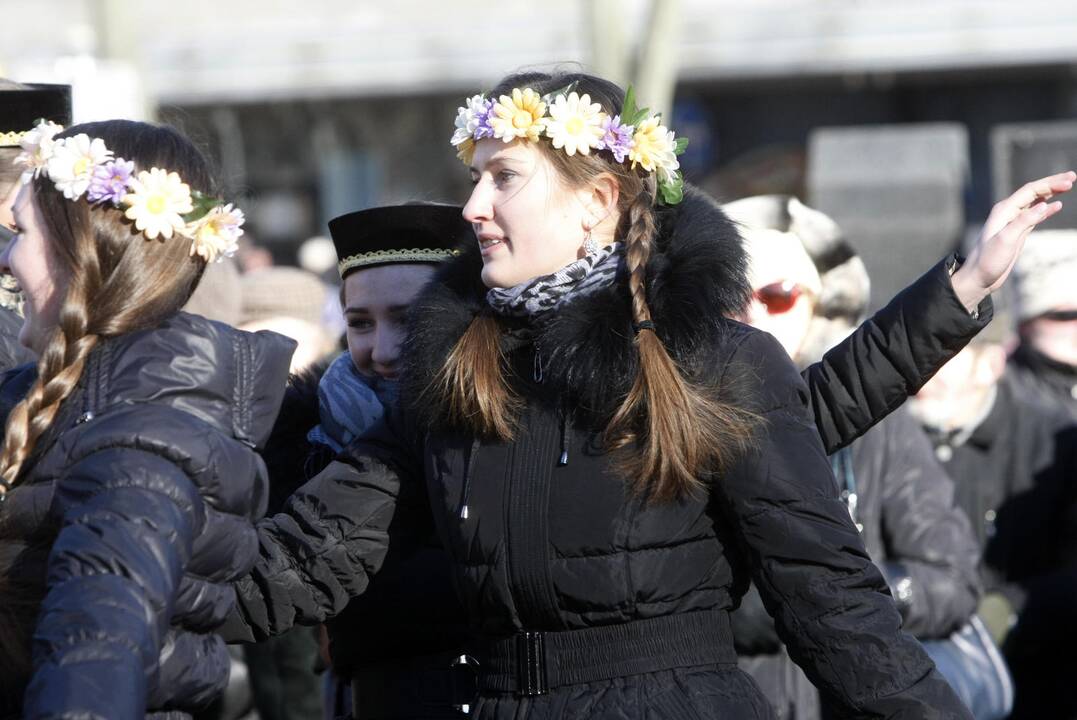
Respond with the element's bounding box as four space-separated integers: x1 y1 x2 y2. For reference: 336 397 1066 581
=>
4 2 1077 719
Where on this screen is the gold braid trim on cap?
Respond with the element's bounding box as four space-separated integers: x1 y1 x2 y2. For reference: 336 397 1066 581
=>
338 247 461 276
0 130 29 148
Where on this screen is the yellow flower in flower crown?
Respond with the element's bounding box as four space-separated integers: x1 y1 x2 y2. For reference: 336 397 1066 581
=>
629 115 680 184
123 168 194 240
455 136 476 165
489 88 547 143
544 92 605 156
185 204 245 263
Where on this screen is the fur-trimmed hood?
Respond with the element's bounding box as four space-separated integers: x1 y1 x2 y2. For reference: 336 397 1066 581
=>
401 185 750 431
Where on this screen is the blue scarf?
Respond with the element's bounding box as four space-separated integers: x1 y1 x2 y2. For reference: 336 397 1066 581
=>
307 352 397 452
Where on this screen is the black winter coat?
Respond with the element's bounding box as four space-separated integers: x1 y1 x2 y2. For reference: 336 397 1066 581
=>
1008 342 1077 420
927 372 1077 719
733 407 982 719
0 312 294 719
224 189 988 719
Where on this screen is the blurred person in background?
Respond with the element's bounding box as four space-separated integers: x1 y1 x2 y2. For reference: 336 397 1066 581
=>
0 80 69 372
297 234 348 342
727 195 983 720
239 266 340 372
235 234 275 274
909 293 1077 719
1008 229 1077 418
183 256 244 328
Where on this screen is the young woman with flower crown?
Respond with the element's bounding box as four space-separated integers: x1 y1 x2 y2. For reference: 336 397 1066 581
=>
221 71 1073 719
0 119 295 718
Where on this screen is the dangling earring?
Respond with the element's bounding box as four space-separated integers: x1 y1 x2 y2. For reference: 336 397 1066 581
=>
583 228 599 255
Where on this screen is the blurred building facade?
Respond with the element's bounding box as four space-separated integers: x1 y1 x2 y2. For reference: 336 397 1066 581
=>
3 0 1077 280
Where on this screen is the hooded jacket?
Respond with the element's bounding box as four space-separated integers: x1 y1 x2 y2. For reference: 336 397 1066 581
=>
0 312 294 719
225 188 988 719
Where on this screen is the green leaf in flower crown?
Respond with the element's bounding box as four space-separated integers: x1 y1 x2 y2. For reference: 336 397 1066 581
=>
621 85 638 121
657 172 685 206
182 191 220 224
674 137 689 155
620 85 651 127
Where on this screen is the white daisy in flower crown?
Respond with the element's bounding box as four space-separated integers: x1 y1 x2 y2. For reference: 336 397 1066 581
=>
544 92 605 156
123 168 194 240
186 204 244 263
46 134 113 200
16 121 63 184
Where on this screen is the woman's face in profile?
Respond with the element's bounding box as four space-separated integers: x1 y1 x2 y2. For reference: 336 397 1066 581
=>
463 138 589 289
342 263 436 380
0 185 65 353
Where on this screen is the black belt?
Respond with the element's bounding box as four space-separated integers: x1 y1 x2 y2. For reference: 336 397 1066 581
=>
477 609 737 696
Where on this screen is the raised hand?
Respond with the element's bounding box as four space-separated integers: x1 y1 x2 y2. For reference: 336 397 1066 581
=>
951 171 1076 312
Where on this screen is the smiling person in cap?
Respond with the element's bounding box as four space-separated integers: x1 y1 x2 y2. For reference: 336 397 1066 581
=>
253 201 474 720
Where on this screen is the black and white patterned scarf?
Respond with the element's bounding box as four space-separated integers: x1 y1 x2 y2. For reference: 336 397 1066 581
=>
486 242 623 324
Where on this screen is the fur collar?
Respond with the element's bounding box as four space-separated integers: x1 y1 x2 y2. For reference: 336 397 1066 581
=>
401 186 750 431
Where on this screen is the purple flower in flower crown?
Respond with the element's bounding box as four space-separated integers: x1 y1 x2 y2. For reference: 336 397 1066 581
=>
86 158 135 206
596 114 634 163
473 97 495 140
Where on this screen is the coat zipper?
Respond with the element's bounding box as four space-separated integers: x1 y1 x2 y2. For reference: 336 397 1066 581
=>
504 404 564 630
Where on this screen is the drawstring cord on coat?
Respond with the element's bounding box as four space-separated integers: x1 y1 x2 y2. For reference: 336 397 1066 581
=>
459 437 480 521
558 404 569 467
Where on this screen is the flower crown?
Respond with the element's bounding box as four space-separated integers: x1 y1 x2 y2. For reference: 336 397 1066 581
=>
451 84 689 205
14 120 243 263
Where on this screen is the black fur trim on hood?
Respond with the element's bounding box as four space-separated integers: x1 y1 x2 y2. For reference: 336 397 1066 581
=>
401 185 750 432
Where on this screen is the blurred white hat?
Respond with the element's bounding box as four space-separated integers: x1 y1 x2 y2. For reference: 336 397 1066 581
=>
1013 229 1077 322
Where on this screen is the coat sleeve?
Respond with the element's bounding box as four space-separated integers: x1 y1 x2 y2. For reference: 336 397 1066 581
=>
713 330 971 719
23 448 203 720
803 255 993 454
219 414 430 643
871 408 982 639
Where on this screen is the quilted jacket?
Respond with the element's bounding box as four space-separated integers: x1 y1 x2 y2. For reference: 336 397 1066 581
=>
0 312 294 719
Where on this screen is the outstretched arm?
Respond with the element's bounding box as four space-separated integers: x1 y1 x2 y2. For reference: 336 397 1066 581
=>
219 417 430 643
803 171 1075 453
714 331 971 718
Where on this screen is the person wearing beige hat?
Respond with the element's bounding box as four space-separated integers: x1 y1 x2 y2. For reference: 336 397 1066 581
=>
239 266 339 372
1008 229 1077 416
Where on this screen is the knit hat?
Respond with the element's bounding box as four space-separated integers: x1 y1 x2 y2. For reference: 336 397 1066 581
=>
1012 229 1077 322
240 267 330 328
182 257 242 326
724 195 870 363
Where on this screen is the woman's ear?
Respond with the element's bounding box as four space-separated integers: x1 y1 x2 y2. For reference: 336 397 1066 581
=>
582 173 619 233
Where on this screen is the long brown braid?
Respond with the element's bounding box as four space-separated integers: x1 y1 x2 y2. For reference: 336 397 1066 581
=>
604 185 759 501
0 121 210 490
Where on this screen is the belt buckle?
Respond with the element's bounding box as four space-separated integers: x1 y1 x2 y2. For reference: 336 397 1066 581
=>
449 654 479 714
516 631 549 696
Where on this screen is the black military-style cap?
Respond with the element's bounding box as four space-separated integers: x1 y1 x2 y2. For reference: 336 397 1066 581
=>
0 83 72 147
328 203 471 279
